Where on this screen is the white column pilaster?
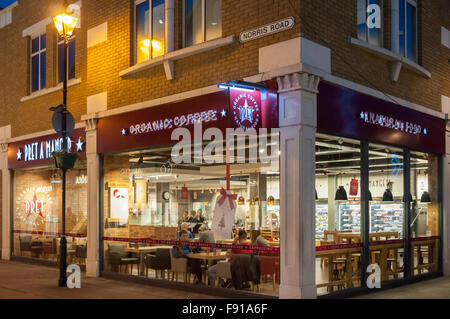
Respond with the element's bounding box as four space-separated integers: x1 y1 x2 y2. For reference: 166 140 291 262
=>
278 72 320 299
443 121 450 275
85 118 100 277
1 143 11 260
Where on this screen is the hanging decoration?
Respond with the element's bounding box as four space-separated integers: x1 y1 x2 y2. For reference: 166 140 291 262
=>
211 188 237 240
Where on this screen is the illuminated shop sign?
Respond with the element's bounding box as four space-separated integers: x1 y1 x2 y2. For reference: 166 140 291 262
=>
126 109 222 136
17 136 84 162
232 92 260 130
360 111 426 135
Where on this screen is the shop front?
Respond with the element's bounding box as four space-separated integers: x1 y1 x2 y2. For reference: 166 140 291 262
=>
8 129 88 266
314 81 445 296
96 86 281 296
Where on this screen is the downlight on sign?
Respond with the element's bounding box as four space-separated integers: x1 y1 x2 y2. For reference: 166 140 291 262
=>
239 17 295 43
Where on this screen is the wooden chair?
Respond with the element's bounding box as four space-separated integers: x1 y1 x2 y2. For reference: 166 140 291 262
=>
169 248 190 283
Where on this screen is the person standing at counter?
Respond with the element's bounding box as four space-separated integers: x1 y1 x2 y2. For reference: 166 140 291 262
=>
193 209 206 223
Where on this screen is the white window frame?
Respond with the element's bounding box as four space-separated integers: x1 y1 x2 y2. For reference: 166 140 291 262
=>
134 0 165 64
30 33 46 92
399 0 418 62
182 0 221 48
357 0 384 47
57 35 76 83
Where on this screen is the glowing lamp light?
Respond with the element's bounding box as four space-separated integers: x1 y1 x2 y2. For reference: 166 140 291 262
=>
53 13 78 39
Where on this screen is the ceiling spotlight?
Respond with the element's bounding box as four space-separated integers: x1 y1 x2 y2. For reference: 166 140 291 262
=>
338 138 344 145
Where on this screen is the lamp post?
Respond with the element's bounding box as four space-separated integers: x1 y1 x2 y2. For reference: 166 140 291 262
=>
53 12 78 288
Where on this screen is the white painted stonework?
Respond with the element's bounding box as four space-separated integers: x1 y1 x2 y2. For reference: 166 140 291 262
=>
87 92 108 114
0 125 11 260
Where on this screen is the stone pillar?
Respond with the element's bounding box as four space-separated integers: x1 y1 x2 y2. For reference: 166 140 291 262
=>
277 72 320 299
1 143 10 260
85 118 100 277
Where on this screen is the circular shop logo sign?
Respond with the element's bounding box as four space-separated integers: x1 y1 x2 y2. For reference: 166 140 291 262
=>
232 93 260 130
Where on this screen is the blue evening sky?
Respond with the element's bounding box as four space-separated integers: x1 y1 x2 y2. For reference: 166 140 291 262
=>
0 0 16 9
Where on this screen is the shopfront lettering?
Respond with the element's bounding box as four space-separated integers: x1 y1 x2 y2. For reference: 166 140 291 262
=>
360 111 425 135
128 109 219 136
17 136 84 163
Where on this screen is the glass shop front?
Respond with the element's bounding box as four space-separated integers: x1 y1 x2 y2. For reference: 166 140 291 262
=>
315 82 445 296
98 87 281 296
8 129 88 265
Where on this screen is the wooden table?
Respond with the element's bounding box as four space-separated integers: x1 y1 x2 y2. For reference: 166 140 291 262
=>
187 251 228 261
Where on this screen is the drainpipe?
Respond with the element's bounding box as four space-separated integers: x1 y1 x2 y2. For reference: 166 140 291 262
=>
391 0 401 81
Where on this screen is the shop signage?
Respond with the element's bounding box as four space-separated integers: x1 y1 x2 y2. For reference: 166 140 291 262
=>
317 82 446 154
239 17 295 43
360 111 425 135
25 194 45 217
8 128 86 169
97 88 278 154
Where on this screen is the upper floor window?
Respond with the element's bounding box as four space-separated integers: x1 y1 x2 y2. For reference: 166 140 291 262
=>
31 34 46 92
357 0 383 47
399 0 417 62
183 0 221 48
135 0 165 64
57 35 76 83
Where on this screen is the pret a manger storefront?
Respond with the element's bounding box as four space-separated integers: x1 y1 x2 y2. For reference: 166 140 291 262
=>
314 82 445 295
7 128 88 265
96 86 281 296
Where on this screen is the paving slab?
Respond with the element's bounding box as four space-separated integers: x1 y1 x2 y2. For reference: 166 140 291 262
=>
0 261 220 299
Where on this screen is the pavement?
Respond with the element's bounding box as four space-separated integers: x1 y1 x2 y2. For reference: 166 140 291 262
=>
354 276 450 299
0 260 218 299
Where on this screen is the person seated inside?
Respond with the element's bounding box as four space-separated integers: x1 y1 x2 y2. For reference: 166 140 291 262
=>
232 229 253 254
206 230 253 288
172 230 203 284
198 224 215 243
181 210 191 223
176 222 194 240
250 230 270 247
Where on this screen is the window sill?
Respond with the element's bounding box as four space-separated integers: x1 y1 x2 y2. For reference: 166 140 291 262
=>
349 37 431 81
20 78 82 102
119 35 236 80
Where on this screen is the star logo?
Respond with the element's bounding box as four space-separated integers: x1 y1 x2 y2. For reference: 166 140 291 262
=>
221 109 228 118
121 128 127 136
76 138 84 152
423 128 427 135
17 149 22 160
360 112 365 119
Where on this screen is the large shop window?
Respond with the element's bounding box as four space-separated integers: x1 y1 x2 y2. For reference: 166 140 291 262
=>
315 134 362 295
31 33 46 92
184 0 222 47
102 133 280 296
135 0 165 63
368 143 405 282
12 162 88 265
409 151 440 276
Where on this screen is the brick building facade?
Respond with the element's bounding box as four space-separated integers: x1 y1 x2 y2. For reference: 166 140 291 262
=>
0 0 449 298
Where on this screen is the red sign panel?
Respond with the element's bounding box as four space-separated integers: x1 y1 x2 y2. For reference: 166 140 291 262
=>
97 89 278 155
317 82 446 154
8 128 86 169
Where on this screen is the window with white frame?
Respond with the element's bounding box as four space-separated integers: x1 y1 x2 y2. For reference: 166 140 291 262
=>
31 34 46 92
135 0 165 64
398 0 417 62
183 0 221 48
357 0 383 47
57 35 76 83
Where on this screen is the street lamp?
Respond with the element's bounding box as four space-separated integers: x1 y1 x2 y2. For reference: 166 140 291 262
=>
53 12 78 288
